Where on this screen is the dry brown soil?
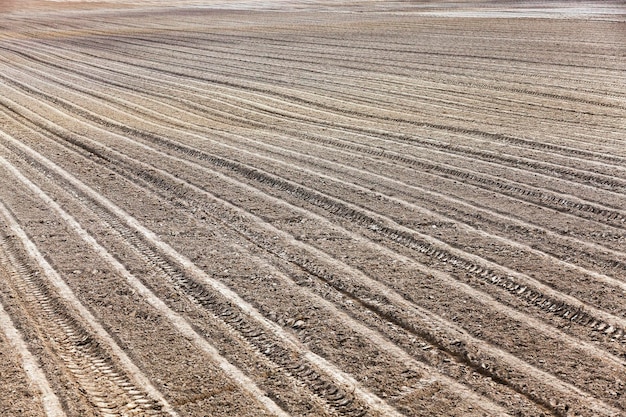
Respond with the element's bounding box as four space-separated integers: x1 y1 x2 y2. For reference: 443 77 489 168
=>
0 1 625 416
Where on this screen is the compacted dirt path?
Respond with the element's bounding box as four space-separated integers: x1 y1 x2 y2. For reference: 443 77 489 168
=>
0 1 625 416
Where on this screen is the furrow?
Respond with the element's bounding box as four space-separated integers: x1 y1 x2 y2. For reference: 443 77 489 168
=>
2 70 625 351
4 42 625 271
1 113 620 414
4 47 624 230
6 42 626 200
0 197 175 417
24 30 626 122
10 36 625 178
98 32 626 140
0 280 65 417
0 103 564 412
0 134 404 417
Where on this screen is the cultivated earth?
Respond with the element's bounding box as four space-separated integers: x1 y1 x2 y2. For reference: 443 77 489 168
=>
0 1 625 416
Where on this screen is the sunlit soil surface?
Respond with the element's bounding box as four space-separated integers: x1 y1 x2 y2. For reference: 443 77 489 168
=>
0 1 625 416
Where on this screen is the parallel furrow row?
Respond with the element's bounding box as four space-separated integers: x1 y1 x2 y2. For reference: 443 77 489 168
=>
0 213 168 417
19 35 626 165
2 56 625 236
110 32 626 131
60 35 624 144
76 34 619 131
5 42 626 200
126 29 625 93
1 74 625 352
22 40 626 204
85 203 368 417
0 99 575 416
5 111 622 416
0 132 405 417
57 34 626 156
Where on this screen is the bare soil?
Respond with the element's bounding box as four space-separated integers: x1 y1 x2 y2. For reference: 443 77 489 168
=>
0 1 625 416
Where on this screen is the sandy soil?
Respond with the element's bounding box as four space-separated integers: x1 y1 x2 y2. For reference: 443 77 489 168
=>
0 1 625 416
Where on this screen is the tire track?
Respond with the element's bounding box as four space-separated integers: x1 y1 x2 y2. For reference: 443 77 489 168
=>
9 34 624 167
0 197 175 417
69 183 374 417
155 127 626 312
67 159 510 417
6 40 626 197
0 279 65 417
10 57 626 289
163 143 626 344
288 150 626 292
2 60 625 234
16 63 626 325
6 80 625 351
0 133 521 415
2 107 623 416
45 138 625 417
3 73 626 353
0 133 404 417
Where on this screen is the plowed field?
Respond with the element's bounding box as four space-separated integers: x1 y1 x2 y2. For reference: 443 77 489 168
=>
1 1 625 416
